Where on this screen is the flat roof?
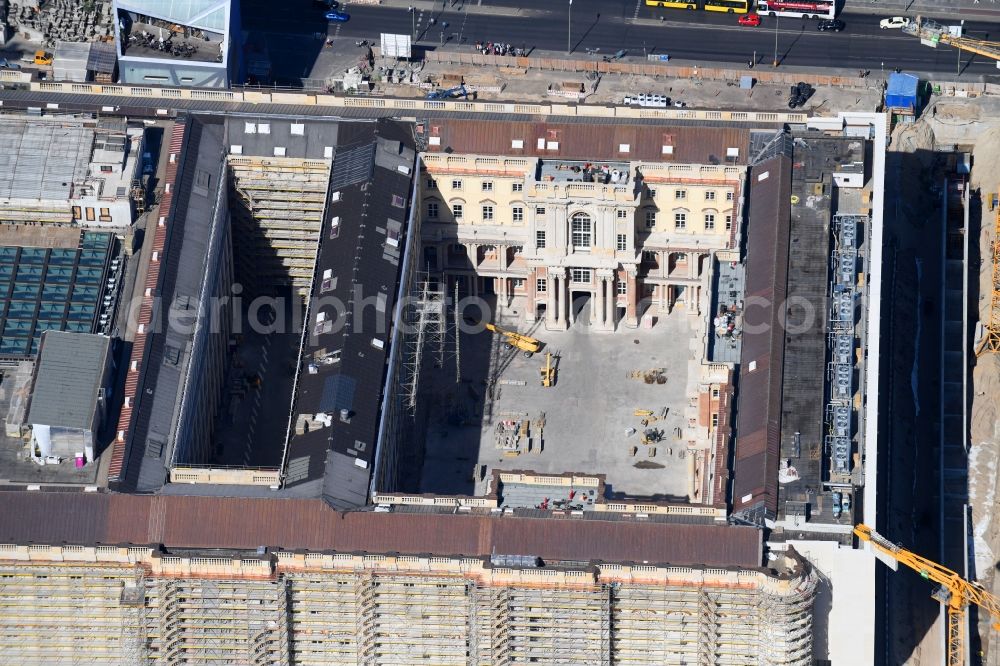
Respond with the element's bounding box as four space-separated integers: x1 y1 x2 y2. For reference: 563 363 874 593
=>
283 120 416 508
0 119 94 201
777 137 859 525
27 331 111 430
0 491 764 569
0 231 112 358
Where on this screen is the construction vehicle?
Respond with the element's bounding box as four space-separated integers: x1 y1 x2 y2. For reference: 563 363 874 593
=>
540 352 556 387
902 17 1000 67
854 524 1000 666
641 428 664 445
426 84 468 100
485 323 542 358
33 50 52 66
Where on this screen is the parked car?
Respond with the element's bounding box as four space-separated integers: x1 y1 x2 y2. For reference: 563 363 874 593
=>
738 12 761 27
841 493 852 515
817 19 845 32
325 10 350 21
831 492 843 519
880 16 911 29
0 59 20 70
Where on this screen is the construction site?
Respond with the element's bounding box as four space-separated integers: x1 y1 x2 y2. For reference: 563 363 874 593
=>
0 104 876 664
416 311 699 500
2 0 1000 658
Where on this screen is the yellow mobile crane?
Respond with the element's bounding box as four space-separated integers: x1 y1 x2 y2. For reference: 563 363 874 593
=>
484 323 543 358
854 524 1000 666
903 17 1000 66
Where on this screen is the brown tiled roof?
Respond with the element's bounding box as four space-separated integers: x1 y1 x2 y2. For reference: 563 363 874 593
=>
732 156 792 519
0 492 762 568
108 121 187 484
422 120 749 165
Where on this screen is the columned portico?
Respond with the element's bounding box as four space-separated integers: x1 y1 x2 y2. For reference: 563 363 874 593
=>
624 269 639 328
595 269 615 332
546 267 569 331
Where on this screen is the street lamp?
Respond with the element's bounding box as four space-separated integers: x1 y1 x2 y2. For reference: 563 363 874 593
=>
772 14 779 67
957 19 965 76
567 0 573 55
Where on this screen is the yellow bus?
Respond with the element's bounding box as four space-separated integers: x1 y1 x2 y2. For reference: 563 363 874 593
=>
703 0 750 12
645 0 750 13
644 0 698 8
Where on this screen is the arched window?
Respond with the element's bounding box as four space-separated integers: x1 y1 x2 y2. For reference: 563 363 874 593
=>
703 208 718 231
570 212 592 249
511 202 525 224
672 208 689 230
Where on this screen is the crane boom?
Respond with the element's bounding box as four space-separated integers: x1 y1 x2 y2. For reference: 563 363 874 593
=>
903 17 1000 64
854 524 1000 666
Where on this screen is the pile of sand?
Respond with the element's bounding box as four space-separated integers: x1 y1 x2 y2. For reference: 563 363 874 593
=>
932 101 982 123
893 118 935 155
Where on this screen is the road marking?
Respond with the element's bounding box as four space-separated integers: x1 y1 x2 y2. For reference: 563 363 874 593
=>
633 0 642 20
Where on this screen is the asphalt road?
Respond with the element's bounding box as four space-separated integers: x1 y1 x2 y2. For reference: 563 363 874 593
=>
242 0 1000 76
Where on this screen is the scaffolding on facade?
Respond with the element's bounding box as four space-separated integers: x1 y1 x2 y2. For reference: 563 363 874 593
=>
401 273 447 411
226 156 331 296
0 553 817 666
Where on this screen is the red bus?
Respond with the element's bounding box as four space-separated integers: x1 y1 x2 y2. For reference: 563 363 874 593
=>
755 0 836 19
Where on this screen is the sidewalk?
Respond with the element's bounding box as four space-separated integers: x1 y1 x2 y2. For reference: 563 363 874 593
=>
843 0 1000 21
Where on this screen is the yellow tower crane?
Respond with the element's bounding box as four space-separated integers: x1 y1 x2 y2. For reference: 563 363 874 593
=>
854 524 1000 666
903 17 1000 65
976 188 1000 356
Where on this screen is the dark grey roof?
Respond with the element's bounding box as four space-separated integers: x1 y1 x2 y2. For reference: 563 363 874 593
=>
283 120 416 509
776 137 860 524
124 117 227 492
27 331 110 430
225 115 340 160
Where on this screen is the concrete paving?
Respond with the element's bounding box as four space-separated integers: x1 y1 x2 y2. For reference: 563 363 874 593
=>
418 307 698 500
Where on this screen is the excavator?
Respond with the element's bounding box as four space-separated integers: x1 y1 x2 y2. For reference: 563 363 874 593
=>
855 524 1000 666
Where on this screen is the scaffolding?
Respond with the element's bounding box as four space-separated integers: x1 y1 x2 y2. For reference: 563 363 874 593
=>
401 273 447 411
0 552 817 666
119 565 150 666
227 156 332 296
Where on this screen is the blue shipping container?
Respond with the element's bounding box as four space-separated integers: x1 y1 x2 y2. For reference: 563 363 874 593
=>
886 72 919 111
